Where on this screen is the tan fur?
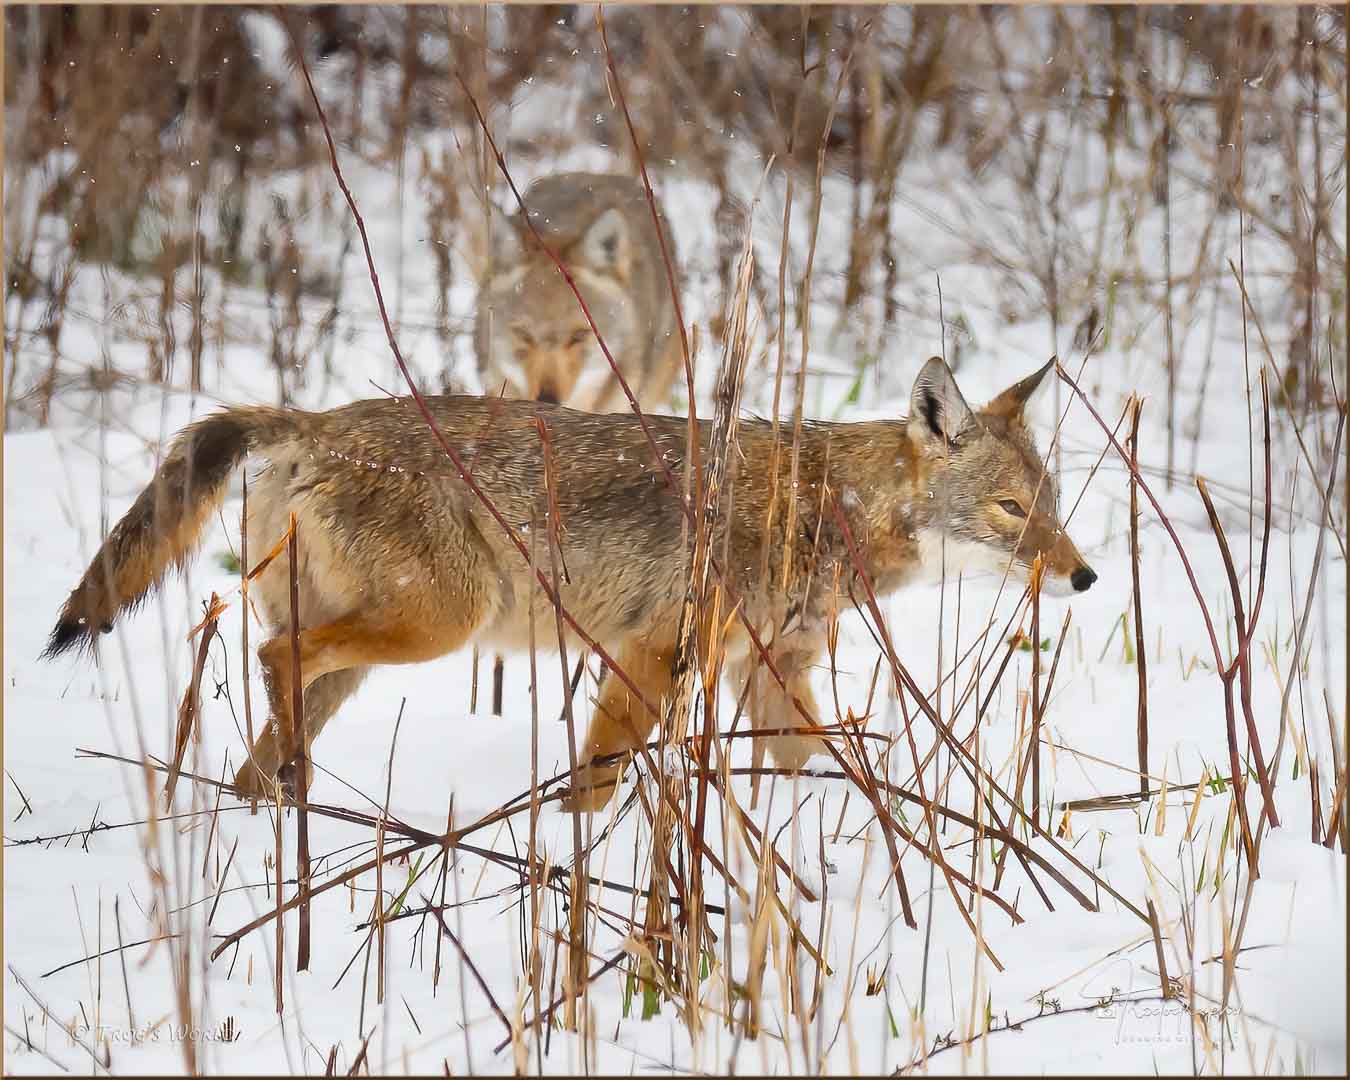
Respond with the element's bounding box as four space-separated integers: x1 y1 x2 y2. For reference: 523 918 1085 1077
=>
474 172 682 412
48 359 1096 808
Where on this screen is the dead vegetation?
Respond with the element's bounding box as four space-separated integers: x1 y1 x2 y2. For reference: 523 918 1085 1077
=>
4 4 1346 1074
6 7 1345 420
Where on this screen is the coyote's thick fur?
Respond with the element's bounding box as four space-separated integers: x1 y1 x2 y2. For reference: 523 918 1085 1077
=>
474 172 682 412
46 358 1095 809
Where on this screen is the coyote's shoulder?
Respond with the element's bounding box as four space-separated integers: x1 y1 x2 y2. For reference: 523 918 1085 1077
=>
474 171 682 412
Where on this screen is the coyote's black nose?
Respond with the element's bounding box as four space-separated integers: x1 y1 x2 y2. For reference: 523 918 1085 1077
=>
537 388 560 406
1071 567 1097 592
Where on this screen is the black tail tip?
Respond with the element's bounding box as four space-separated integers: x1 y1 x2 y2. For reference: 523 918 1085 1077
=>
41 616 102 661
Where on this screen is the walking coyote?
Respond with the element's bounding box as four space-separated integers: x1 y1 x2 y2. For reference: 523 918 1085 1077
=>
45 358 1094 809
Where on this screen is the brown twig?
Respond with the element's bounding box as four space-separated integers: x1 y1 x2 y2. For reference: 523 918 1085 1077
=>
286 513 312 972
240 475 258 815
1030 556 1044 830
164 594 221 806
533 414 589 1037
1127 396 1149 798
427 901 513 1041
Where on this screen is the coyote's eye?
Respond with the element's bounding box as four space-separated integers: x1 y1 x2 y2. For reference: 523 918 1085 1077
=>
999 499 1027 518
513 328 536 348
567 329 591 348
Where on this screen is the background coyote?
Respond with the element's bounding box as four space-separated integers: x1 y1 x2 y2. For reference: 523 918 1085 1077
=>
474 172 683 412
45 357 1093 808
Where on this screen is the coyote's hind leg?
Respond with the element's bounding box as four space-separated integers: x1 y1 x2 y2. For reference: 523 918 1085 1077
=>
233 666 368 799
233 607 477 801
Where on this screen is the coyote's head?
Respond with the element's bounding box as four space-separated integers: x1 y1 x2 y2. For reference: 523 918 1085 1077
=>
476 209 637 410
906 357 1096 597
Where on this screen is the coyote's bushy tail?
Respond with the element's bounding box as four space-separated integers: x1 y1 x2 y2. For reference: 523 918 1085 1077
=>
43 406 299 659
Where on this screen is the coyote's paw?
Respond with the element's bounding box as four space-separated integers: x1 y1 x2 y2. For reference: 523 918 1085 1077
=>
232 760 280 803
232 758 312 804
559 764 620 814
768 731 826 772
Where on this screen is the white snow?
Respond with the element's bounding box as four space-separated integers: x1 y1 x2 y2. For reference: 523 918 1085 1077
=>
4 13 1346 1075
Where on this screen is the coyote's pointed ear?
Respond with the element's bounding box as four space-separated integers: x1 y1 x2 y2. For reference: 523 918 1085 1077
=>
909 357 975 446
985 357 1057 423
577 208 631 283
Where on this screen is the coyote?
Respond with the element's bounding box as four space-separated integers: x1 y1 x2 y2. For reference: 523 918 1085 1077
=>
45 358 1095 809
475 172 683 412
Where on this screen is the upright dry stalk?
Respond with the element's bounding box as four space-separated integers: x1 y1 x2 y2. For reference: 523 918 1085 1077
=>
1265 405 1346 808
1159 33 1177 489
1030 555 1044 830
240 477 258 814
272 778 284 1016
758 79 805 595
1196 495 1276 870
1128 397 1149 798
594 8 694 406
491 655 504 717
165 596 221 806
285 514 312 972
182 5 208 393
677 231 757 1033
781 26 867 596
523 523 545 1066
534 417 588 1051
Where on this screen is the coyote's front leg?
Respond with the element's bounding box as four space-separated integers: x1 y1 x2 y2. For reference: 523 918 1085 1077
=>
732 642 830 773
561 639 676 813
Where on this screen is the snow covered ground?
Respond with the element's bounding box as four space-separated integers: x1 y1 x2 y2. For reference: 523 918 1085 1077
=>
5 14 1347 1075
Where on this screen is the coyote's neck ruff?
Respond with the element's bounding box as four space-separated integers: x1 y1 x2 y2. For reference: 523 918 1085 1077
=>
46 358 1094 809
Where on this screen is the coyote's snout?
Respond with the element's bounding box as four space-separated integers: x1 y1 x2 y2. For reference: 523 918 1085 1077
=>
474 172 683 412
45 358 1093 810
